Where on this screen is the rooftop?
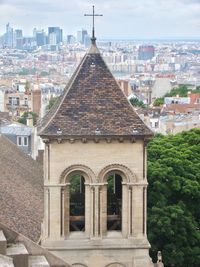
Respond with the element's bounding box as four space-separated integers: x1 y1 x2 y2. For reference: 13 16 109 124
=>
0 135 43 242
38 42 152 139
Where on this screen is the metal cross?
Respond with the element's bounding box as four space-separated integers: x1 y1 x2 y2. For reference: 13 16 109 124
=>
84 5 103 43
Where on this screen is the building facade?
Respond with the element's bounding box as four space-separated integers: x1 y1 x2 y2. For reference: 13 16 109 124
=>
39 39 154 267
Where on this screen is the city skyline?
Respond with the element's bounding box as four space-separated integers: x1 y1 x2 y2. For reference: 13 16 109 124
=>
0 0 200 40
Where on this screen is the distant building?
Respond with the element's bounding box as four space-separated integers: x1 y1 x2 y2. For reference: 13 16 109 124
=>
164 96 190 105
15 29 23 39
118 79 132 97
23 36 36 50
14 29 23 49
66 35 76 44
35 30 46 47
0 122 33 155
142 92 200 135
48 27 63 44
138 45 155 60
77 29 88 44
84 34 91 47
4 23 14 48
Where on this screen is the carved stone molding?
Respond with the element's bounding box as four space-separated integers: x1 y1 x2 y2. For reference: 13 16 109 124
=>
60 164 96 183
98 164 138 183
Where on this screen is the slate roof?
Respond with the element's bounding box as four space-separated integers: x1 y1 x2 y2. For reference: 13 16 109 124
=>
0 123 32 136
0 135 43 242
38 43 152 138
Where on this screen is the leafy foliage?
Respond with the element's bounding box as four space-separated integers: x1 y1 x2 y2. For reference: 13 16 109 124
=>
153 85 200 106
165 85 189 97
18 111 38 126
45 96 59 112
153 98 164 106
147 129 200 267
129 97 146 108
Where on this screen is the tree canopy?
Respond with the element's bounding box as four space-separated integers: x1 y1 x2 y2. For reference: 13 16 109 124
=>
18 111 38 126
129 97 146 108
153 85 200 106
45 96 59 112
147 129 200 267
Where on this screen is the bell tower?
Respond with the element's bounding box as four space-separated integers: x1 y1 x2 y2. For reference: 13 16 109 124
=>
38 7 154 267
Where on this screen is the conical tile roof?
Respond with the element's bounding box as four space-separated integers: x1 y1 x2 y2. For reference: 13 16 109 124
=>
38 42 152 138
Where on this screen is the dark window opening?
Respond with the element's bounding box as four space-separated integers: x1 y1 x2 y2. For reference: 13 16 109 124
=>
107 173 122 231
70 174 85 232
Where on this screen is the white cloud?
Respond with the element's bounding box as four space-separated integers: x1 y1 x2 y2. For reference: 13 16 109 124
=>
0 0 199 38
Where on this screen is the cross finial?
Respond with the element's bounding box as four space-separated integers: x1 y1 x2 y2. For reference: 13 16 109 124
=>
84 5 103 44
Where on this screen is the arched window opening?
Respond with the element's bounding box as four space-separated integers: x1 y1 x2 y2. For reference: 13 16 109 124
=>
70 174 85 232
107 173 122 231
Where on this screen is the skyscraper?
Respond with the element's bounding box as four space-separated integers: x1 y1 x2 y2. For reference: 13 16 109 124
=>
14 29 23 49
48 27 63 44
77 29 88 44
35 30 46 47
5 23 14 48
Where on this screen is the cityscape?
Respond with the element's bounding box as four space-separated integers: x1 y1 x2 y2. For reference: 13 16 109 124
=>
0 2 200 267
0 23 200 134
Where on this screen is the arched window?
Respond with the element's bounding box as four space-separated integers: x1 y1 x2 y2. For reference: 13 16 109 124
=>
107 173 122 231
60 165 94 238
70 174 85 232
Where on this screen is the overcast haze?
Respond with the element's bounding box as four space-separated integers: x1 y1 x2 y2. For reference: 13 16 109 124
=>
0 0 200 39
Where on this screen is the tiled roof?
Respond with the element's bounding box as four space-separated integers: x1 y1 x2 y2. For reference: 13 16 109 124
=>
164 103 200 114
38 43 152 138
0 135 43 242
0 123 32 136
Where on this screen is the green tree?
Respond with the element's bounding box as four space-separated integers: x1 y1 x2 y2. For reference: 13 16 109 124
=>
153 97 164 106
152 85 200 107
45 96 59 112
25 81 30 93
165 85 189 97
18 111 38 126
147 129 200 267
129 97 146 108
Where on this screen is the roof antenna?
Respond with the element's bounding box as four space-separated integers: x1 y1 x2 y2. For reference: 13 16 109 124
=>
84 5 103 44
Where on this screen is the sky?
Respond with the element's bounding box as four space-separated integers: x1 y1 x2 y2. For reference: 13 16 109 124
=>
0 0 200 39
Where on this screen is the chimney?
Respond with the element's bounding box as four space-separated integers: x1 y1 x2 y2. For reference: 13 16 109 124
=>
26 114 33 127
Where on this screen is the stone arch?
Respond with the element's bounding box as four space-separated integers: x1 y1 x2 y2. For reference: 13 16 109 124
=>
105 263 126 267
60 164 96 184
98 164 137 183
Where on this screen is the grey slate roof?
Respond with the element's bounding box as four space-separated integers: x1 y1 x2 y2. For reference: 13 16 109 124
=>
0 123 32 136
0 135 43 242
38 43 152 138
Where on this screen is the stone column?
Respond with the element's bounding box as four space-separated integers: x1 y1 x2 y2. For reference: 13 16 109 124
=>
48 186 62 240
101 184 107 237
43 187 50 240
90 186 95 237
132 184 144 238
128 185 133 237
143 186 147 236
122 183 128 237
85 184 91 237
43 142 50 181
94 185 100 237
63 185 70 238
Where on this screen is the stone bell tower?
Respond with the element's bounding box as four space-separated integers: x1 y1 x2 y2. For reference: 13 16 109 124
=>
38 10 154 267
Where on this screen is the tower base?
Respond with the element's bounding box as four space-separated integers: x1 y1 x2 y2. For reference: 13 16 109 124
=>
43 237 154 267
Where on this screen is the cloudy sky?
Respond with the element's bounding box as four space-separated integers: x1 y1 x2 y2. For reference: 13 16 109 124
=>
0 0 200 39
